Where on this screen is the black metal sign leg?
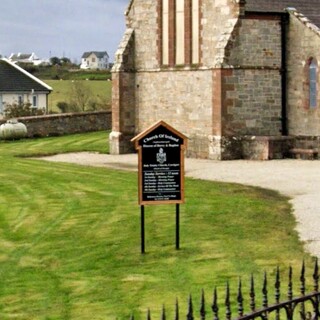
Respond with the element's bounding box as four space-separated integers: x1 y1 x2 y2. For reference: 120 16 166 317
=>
176 204 180 250
141 205 145 254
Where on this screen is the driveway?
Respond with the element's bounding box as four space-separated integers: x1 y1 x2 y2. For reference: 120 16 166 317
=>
40 152 320 257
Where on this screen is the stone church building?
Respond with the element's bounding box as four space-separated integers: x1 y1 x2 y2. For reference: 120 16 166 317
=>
110 0 320 160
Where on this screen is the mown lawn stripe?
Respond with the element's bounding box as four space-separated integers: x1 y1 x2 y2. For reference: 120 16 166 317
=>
0 132 312 319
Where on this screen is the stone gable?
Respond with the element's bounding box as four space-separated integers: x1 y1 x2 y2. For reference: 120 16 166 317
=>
111 0 320 160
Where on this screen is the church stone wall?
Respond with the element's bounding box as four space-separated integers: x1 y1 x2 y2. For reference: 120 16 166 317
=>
222 17 283 137
126 0 159 70
201 0 240 67
287 10 320 136
227 18 282 67
117 0 244 159
135 70 214 158
112 0 287 159
222 69 282 136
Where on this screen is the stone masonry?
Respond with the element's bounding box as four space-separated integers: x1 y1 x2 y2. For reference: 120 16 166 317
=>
0 111 111 138
111 0 245 159
287 9 320 137
111 0 320 160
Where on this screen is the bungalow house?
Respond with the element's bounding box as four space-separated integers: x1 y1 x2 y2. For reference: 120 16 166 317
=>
0 58 52 114
110 0 320 160
9 53 49 66
80 51 109 70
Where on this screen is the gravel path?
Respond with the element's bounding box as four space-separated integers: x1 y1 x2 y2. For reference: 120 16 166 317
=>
39 152 320 257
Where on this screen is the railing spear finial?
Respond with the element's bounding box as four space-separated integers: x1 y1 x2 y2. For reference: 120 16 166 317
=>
313 258 319 292
200 289 206 320
288 265 293 301
187 295 194 320
226 282 231 320
300 260 306 296
300 261 306 319
175 298 179 320
250 274 256 312
262 272 268 308
275 266 281 303
212 287 219 320
238 278 244 317
275 267 280 320
162 304 166 320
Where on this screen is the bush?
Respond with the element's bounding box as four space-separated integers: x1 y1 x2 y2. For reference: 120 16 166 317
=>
56 101 69 113
56 101 81 113
17 63 39 75
4 103 45 118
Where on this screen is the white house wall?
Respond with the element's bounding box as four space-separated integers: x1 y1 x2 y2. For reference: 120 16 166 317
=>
1 93 48 111
81 53 109 70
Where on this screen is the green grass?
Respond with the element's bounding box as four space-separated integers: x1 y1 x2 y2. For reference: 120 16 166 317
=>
0 132 313 319
45 80 112 113
35 67 111 82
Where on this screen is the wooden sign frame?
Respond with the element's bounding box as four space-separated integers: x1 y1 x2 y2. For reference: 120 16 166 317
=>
131 120 188 205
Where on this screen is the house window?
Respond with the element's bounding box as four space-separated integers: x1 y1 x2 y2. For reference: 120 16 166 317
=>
0 95 3 113
160 0 200 66
18 95 23 105
32 95 38 108
309 58 317 108
92 57 96 62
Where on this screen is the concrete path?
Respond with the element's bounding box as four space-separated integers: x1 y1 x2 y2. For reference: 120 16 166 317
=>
39 152 320 257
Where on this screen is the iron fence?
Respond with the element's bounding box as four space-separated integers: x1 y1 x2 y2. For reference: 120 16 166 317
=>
130 260 320 320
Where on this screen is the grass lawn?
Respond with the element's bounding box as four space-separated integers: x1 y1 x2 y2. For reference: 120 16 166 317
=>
0 132 313 319
45 80 112 113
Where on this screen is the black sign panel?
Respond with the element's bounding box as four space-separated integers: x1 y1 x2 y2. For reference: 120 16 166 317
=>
138 126 183 203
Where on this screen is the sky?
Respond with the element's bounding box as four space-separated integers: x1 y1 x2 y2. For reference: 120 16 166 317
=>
0 0 129 63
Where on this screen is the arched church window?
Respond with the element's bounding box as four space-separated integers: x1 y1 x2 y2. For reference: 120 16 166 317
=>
175 0 185 65
162 0 169 65
309 58 317 108
160 0 200 66
191 0 200 64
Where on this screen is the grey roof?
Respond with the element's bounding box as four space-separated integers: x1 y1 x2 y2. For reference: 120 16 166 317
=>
10 53 33 60
245 0 320 27
0 59 52 93
81 51 109 59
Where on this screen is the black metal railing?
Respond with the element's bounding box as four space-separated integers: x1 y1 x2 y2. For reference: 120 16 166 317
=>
130 260 320 320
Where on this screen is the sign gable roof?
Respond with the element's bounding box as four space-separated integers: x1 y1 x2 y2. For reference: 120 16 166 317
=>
131 120 188 150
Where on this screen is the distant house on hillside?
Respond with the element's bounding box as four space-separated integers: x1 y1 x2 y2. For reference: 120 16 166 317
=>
9 53 49 66
80 51 109 70
0 58 52 114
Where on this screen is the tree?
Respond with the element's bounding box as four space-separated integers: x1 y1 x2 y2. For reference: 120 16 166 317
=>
60 57 71 65
50 56 61 66
69 81 93 112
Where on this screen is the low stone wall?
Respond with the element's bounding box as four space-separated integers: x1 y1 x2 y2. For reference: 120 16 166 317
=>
294 136 320 150
0 111 111 138
242 136 294 160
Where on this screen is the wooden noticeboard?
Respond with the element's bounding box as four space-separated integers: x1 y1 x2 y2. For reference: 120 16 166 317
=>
131 120 188 205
